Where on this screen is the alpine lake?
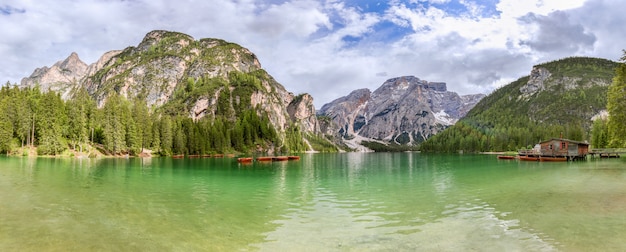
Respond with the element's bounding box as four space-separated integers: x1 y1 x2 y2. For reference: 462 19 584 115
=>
1 153 624 251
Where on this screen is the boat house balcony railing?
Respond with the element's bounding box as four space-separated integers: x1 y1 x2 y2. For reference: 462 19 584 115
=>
518 149 540 156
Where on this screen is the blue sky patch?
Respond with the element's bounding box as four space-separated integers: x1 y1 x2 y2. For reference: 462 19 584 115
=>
1 5 25 15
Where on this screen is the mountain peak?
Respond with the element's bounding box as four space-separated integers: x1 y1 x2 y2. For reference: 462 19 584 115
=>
136 30 195 53
377 76 447 93
68 51 79 59
20 51 88 98
18 30 322 152
319 75 483 145
59 52 87 70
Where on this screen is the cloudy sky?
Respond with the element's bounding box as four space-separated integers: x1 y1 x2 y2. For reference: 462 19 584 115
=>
1 0 625 108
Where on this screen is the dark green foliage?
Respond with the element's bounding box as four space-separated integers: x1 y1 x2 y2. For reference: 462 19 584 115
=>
1 31 319 155
304 133 339 152
102 93 128 154
361 141 419 152
592 118 609 148
284 124 307 153
607 52 626 147
0 95 13 153
172 120 186 155
422 57 617 152
159 116 173 155
395 132 411 145
67 86 96 152
36 92 67 155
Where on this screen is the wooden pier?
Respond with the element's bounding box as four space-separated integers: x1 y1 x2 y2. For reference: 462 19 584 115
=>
517 138 591 162
517 147 625 161
589 149 624 158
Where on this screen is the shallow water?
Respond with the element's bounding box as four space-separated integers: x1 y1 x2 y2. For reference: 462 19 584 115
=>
0 154 624 251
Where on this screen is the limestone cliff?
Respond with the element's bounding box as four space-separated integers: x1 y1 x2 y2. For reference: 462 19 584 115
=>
287 94 319 133
20 52 88 99
19 30 319 142
319 76 484 145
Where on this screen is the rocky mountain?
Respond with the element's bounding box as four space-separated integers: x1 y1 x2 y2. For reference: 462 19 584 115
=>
421 57 618 152
20 52 88 99
318 76 485 146
20 30 319 138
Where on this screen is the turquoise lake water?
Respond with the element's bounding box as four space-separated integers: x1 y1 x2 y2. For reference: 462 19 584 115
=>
0 153 624 251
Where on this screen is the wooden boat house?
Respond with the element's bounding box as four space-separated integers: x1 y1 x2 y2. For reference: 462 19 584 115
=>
539 138 589 161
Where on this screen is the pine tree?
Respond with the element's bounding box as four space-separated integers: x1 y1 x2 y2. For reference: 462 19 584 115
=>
132 98 152 153
591 118 609 148
607 52 626 147
172 120 186 155
102 93 127 154
160 116 173 155
125 114 140 155
66 86 93 152
151 119 161 152
36 92 67 155
0 97 14 153
11 87 32 147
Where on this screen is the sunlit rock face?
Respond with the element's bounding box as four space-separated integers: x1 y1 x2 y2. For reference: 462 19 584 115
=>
20 52 88 99
19 30 319 139
319 76 485 145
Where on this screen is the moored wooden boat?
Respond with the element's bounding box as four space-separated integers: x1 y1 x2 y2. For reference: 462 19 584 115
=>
237 157 253 163
172 154 184 159
288 156 300 160
497 155 516 160
212 154 225 158
273 156 289 161
540 156 567 162
518 155 539 161
201 154 212 158
256 156 273 162
188 154 200 158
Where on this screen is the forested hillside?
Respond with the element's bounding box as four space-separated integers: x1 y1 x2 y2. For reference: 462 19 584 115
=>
420 57 618 152
3 30 338 157
0 83 309 156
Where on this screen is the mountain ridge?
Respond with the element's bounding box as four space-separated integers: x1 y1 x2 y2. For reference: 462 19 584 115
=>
16 30 326 155
19 30 319 134
422 56 618 152
319 76 485 148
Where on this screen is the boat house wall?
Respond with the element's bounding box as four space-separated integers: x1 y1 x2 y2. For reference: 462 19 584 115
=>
539 138 589 157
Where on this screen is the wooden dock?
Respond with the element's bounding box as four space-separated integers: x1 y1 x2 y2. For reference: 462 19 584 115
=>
589 149 624 158
517 148 588 162
516 141 624 161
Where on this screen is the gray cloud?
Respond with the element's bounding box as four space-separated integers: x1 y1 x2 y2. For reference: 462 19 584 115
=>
568 0 626 61
518 11 596 55
1 0 625 109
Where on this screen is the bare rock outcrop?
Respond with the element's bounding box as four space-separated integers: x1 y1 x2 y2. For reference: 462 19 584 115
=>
519 67 551 98
287 94 319 133
319 76 485 145
19 30 319 146
20 52 88 99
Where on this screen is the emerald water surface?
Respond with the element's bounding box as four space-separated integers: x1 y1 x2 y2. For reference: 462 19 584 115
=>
1 153 625 251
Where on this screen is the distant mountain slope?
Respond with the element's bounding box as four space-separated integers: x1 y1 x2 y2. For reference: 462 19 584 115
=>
22 30 318 134
318 76 485 147
18 30 329 154
421 57 618 152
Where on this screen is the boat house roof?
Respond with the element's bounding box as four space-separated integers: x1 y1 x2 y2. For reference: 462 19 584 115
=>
540 138 590 146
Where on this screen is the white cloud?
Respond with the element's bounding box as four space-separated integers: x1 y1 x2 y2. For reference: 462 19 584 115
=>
249 1 332 39
0 0 625 108
496 0 586 18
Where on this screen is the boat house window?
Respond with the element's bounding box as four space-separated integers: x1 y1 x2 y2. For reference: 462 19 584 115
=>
561 142 566 149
